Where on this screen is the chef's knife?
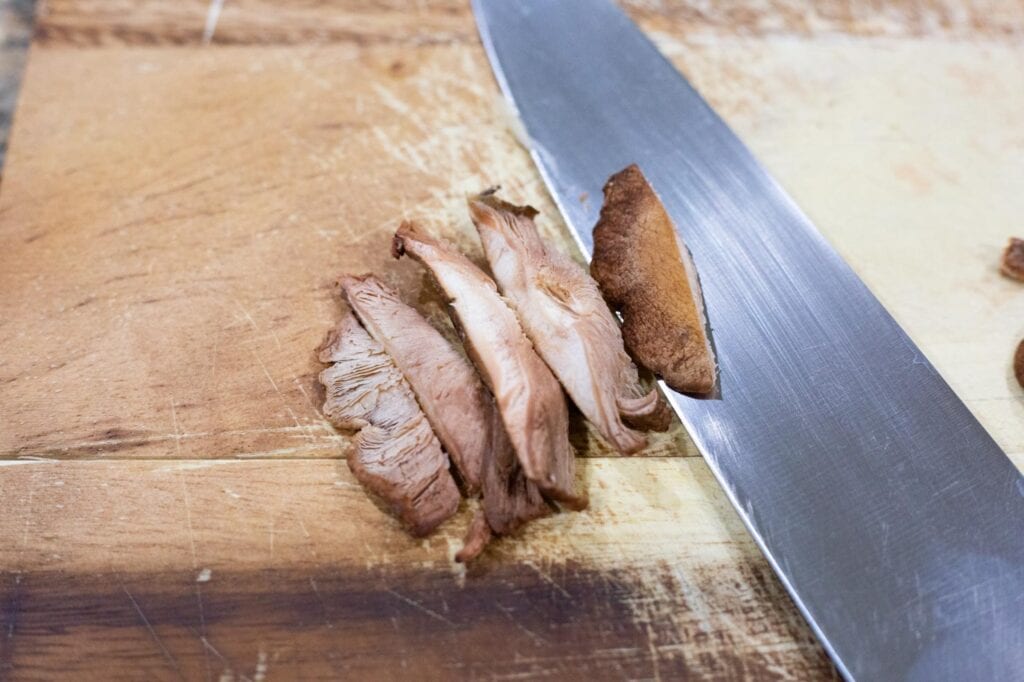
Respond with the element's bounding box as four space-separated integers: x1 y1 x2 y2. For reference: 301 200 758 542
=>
472 2 1024 679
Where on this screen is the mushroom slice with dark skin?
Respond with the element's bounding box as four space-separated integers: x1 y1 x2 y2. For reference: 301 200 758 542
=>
468 190 672 455
591 164 717 395
318 311 459 537
393 221 587 510
338 274 549 560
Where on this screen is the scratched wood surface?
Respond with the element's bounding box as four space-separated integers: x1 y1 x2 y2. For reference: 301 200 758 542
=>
2 1 1023 679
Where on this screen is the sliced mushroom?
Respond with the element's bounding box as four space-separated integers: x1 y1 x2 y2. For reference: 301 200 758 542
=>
393 221 586 510
591 164 717 395
338 274 549 560
340 274 486 494
468 190 671 455
318 312 459 536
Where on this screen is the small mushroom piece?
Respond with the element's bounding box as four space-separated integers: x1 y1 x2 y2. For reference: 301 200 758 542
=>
1000 237 1024 281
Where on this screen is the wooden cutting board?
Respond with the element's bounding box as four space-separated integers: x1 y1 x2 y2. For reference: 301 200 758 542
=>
1 1 1022 679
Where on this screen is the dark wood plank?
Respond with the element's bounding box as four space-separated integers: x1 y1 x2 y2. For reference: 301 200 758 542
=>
2 564 836 681
35 0 473 47
0 459 836 681
32 0 1024 48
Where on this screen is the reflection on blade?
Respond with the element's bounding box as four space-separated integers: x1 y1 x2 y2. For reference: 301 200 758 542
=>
472 1 1024 679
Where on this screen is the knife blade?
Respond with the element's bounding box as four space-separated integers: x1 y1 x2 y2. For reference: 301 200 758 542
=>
472 2 1024 679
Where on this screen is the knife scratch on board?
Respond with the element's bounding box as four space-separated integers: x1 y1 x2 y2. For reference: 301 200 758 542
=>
123 586 184 679
385 588 456 626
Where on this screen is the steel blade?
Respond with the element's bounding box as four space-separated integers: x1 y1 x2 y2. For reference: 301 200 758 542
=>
473 2 1024 679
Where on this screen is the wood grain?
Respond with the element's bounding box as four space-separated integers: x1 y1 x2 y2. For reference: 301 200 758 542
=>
626 0 1024 40
32 0 1024 47
0 44 692 462
0 458 838 680
2 0 1023 679
35 0 473 46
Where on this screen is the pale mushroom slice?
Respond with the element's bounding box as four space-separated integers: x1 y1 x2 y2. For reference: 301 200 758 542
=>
318 311 459 536
393 221 586 510
338 274 549 560
340 274 486 495
468 190 671 455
